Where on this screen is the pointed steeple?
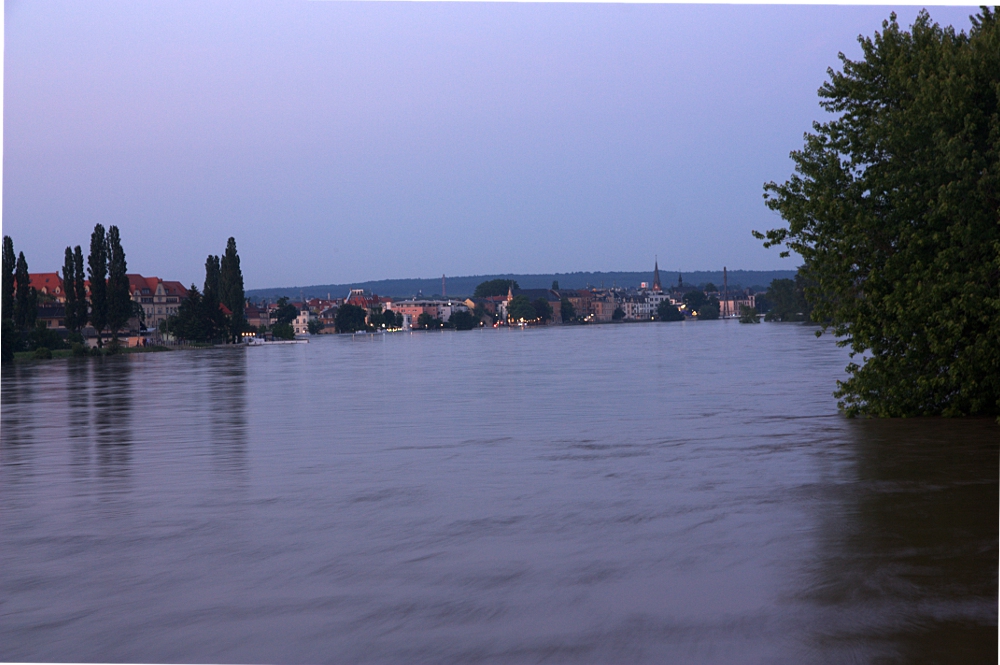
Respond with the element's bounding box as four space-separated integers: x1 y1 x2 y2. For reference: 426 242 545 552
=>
652 256 662 292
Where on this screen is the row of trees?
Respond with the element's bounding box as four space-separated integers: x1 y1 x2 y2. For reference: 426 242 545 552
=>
2 226 137 359
163 238 246 343
2 236 38 332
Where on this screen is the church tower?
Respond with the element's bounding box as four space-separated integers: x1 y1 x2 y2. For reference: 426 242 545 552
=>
652 258 662 293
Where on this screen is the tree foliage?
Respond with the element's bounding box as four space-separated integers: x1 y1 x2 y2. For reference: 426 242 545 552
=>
73 246 87 331
87 224 108 345
698 302 720 320
369 306 402 329
449 310 478 330
271 322 295 340
763 275 812 322
105 225 131 338
14 252 37 331
560 297 575 322
62 248 79 332
739 305 761 324
507 295 536 322
474 279 518 298
756 9 1000 416
2 236 15 320
532 298 553 322
273 297 298 326
335 303 368 333
657 301 684 321
682 290 706 312
220 237 246 342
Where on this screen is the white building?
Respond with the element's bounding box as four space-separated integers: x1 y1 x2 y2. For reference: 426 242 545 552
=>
293 308 317 335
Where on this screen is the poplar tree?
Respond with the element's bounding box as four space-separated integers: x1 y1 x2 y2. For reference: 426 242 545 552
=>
73 246 88 331
14 251 37 331
201 255 226 341
88 224 108 346
219 237 245 342
756 9 999 417
2 236 15 320
62 247 79 332
105 225 131 339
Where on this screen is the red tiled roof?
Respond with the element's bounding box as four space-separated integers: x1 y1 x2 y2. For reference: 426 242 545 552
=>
28 273 65 296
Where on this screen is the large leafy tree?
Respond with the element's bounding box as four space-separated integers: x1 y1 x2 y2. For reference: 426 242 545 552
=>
507 295 536 322
531 298 553 322
220 237 245 342
2 236 15 320
657 301 684 321
105 225 131 339
335 303 368 333
762 275 812 322
87 224 108 346
560 297 576 322
756 9 999 416
168 285 207 341
273 297 298 326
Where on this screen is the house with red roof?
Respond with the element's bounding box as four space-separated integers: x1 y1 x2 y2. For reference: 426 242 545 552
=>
128 274 188 330
29 273 67 302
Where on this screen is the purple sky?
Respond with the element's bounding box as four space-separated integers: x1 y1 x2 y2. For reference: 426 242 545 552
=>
3 2 980 289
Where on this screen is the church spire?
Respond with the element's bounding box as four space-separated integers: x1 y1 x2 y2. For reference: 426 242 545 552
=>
652 257 662 292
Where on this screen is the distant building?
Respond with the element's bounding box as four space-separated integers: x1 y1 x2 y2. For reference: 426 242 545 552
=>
388 298 468 325
37 304 66 329
29 273 67 302
293 308 317 335
128 275 188 330
618 295 652 320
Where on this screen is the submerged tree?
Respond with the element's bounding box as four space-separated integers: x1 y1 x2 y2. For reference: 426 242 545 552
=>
755 9 999 416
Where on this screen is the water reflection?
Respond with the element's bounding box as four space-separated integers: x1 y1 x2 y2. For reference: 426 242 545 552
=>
67 358 92 478
92 356 133 484
205 351 248 476
0 364 39 474
803 418 999 663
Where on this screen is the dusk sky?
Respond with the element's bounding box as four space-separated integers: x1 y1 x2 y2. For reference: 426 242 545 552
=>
3 1 980 290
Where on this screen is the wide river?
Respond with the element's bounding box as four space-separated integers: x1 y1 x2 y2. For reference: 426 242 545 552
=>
1 322 996 664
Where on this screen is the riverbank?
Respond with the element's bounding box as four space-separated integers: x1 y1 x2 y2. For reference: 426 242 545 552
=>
8 343 250 362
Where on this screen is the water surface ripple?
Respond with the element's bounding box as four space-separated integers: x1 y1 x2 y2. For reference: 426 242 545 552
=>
1 322 996 663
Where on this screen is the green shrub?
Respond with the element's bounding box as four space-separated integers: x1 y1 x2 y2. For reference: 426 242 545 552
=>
34 346 52 360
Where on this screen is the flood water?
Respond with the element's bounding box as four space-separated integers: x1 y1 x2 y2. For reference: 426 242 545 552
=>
1 322 996 664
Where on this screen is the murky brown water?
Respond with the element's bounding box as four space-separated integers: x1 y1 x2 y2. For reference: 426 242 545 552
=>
2 322 996 663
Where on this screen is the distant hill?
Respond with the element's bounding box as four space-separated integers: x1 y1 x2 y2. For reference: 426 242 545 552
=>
246 269 798 301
